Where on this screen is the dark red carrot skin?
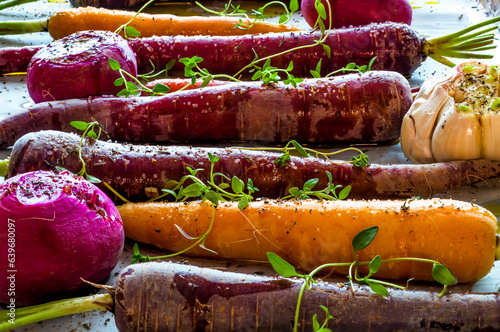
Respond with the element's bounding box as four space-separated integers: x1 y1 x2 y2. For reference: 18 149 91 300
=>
7 130 500 201
0 46 43 74
0 72 412 147
0 22 423 76
130 22 424 77
114 262 500 332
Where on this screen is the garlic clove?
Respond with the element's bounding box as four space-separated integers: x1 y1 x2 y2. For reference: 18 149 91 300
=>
431 104 482 162
481 110 500 160
400 76 452 164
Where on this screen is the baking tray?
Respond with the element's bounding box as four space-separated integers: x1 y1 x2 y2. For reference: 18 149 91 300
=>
0 0 499 331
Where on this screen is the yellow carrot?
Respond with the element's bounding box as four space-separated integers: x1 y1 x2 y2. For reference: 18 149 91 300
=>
117 198 497 284
47 7 302 40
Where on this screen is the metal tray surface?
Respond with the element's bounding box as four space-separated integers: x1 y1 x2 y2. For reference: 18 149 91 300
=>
0 0 499 331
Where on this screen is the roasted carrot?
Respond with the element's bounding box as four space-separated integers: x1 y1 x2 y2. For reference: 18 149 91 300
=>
117 198 498 284
1 7 301 40
8 131 500 202
2 262 500 331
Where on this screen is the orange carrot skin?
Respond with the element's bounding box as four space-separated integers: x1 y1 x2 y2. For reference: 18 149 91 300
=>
117 199 498 284
47 7 302 40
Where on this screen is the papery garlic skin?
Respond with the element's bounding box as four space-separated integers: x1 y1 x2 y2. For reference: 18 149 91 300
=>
431 106 482 162
401 61 500 164
400 76 453 164
481 111 500 160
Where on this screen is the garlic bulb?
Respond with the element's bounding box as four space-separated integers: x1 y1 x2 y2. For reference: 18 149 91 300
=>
401 61 500 164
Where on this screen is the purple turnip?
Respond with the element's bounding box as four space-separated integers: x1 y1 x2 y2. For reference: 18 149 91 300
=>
301 0 413 29
0 170 124 306
26 30 137 103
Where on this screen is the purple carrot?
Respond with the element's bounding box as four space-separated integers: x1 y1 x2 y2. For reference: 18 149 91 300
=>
112 262 500 332
3 261 499 331
0 45 42 74
7 130 500 201
0 72 413 148
130 22 423 77
2 18 500 77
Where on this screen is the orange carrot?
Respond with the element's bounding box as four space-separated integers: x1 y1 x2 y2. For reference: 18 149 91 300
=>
47 7 302 40
117 198 497 284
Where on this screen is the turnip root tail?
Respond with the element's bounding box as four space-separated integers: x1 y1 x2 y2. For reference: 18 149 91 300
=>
423 16 500 67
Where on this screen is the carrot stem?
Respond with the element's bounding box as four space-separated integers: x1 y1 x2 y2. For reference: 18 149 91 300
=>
0 159 8 177
0 0 38 10
0 293 112 332
424 16 500 67
0 18 47 35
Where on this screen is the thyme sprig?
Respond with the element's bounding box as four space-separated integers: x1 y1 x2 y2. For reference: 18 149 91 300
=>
196 0 299 31
267 226 457 332
130 152 259 263
108 58 171 97
57 121 107 184
231 140 370 168
131 144 353 263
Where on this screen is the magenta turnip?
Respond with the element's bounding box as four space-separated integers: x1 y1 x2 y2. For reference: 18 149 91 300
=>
301 0 413 29
26 30 137 103
0 170 124 306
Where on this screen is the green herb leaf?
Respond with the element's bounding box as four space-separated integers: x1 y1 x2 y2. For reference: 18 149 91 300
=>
326 171 333 183
238 195 249 210
267 252 301 278
338 185 351 200
70 121 89 131
182 183 204 198
152 83 170 93
231 176 245 194
273 152 291 167
368 255 381 276
247 178 258 193
125 26 141 37
114 77 125 86
290 140 308 157
85 174 101 184
312 315 320 331
316 2 326 19
290 0 299 12
204 190 219 206
108 58 121 71
369 282 389 296
165 59 176 71
432 263 457 286
368 56 377 70
322 44 331 58
208 152 220 163
219 183 230 190
87 128 97 139
288 187 299 197
352 226 378 255
125 81 138 91
161 189 178 199
310 70 321 78
131 243 151 264
303 178 319 192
